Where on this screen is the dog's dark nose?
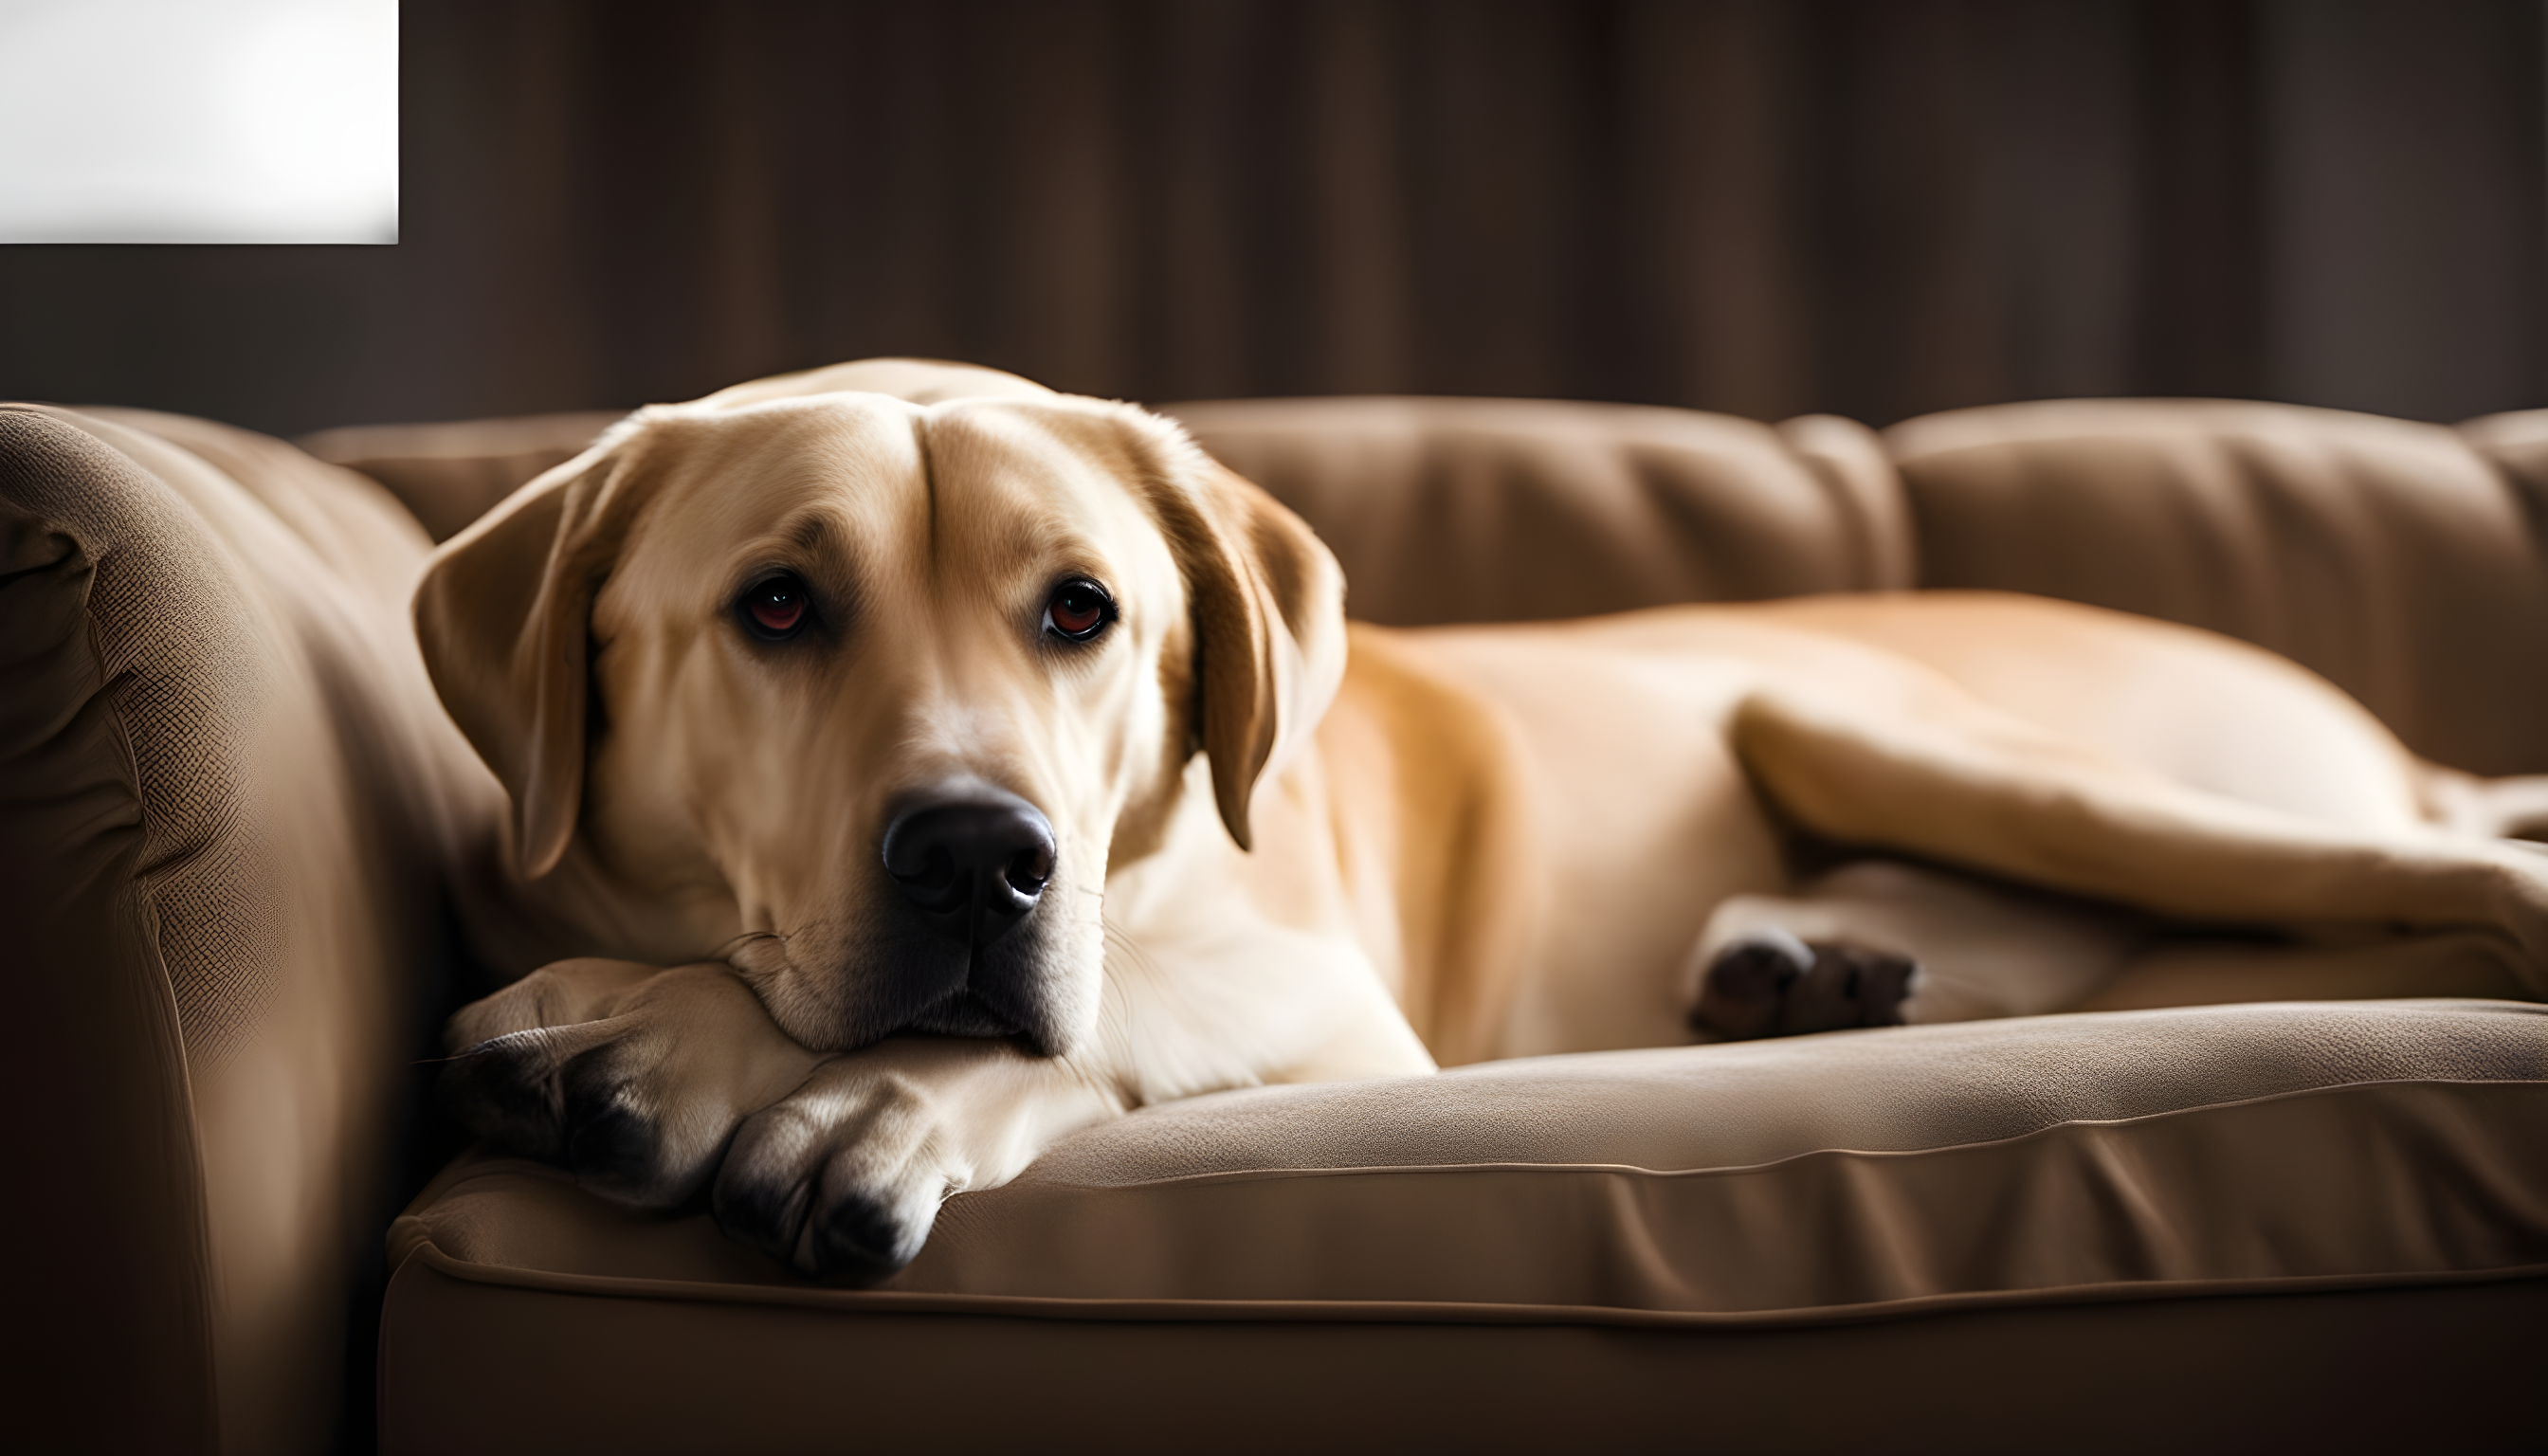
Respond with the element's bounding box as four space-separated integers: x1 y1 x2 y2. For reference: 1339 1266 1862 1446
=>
880 788 1057 947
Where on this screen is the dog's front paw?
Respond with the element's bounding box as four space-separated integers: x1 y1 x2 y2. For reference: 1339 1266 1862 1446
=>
712 1065 956 1283
442 961 823 1209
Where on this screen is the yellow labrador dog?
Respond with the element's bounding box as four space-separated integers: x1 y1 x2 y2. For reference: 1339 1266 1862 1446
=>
421 359 2548 1281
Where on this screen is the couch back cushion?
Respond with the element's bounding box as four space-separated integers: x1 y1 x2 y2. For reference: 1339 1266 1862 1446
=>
300 393 2548 774
1892 400 2548 776
302 397 1920 624
296 411 628 545
0 406 496 1453
1164 398 1916 622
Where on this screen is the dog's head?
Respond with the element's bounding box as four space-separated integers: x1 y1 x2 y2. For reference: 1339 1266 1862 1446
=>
414 361 1344 1056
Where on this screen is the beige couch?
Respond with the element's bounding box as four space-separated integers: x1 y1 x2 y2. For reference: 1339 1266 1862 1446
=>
7 393 2546 1453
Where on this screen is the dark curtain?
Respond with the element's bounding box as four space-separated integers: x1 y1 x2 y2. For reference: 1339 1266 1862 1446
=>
2 0 2541 437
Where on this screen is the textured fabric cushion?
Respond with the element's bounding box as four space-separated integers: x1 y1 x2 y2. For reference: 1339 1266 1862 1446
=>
1890 400 2548 775
1166 396 1915 625
0 406 494 1454
382 1001 2548 1452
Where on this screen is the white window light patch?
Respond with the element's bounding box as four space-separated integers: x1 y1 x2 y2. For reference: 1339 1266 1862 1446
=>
0 0 397 244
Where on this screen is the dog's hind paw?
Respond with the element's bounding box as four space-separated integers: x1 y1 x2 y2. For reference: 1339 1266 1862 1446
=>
1689 930 1920 1041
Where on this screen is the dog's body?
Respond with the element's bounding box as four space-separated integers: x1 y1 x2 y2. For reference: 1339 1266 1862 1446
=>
425 361 2548 1280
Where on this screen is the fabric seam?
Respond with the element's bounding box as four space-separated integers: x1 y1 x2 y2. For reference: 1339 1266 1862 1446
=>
392 1242 2548 1331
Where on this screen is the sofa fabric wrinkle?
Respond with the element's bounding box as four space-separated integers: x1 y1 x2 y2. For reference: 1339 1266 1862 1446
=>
861 1079 2548 1305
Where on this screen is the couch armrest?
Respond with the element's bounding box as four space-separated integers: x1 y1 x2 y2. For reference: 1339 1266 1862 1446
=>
0 405 494 1454
0 409 221 1451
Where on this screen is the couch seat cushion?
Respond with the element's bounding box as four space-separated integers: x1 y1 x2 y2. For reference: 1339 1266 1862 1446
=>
397 998 2548 1310
382 1000 2548 1453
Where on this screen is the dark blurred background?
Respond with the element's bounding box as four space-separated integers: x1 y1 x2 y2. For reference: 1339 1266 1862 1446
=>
2 0 2542 437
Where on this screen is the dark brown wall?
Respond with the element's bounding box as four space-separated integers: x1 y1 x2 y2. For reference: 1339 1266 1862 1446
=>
1 0 2540 437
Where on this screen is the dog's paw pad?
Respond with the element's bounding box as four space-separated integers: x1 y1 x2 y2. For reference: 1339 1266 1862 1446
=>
1784 942 1920 1033
1691 930 1814 1039
1692 935 1920 1041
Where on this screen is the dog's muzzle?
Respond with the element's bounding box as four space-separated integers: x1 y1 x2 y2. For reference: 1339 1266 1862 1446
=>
880 786 1056 949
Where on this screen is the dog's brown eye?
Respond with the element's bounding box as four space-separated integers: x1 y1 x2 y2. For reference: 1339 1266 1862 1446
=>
739 573 809 641
1044 579 1114 643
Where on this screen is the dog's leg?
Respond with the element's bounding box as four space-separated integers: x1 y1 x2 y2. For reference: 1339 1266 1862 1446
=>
444 957 661 1048
441 959 825 1209
1687 860 2148 1038
2421 766 2548 842
1687 864 2536 1037
1732 686 2548 992
710 916 1435 1282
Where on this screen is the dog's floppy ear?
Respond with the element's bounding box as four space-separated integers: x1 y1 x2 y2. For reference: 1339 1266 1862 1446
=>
412 414 663 878
1126 414 1347 851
